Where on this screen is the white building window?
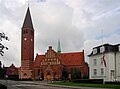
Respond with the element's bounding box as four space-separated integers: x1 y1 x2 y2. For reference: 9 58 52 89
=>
101 58 103 65
119 45 120 51
100 46 105 53
110 70 115 77
93 59 97 66
101 68 104 75
93 69 97 75
93 48 97 54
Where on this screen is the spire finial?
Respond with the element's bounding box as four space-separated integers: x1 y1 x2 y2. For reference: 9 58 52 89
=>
28 1 29 7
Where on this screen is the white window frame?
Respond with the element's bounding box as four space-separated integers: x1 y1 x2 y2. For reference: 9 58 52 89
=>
101 58 103 65
119 45 120 51
93 59 97 66
93 48 97 54
100 46 105 53
110 70 115 76
93 69 97 75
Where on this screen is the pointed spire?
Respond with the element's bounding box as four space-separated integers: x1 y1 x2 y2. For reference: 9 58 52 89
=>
57 40 61 54
22 6 33 29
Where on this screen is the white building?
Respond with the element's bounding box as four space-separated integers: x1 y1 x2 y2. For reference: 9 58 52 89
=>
88 44 120 82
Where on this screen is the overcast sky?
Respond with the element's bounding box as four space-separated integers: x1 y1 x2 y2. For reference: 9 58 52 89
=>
0 0 120 67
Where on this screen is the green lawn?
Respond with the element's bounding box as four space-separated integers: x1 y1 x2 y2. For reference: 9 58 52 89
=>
0 83 7 89
50 82 120 89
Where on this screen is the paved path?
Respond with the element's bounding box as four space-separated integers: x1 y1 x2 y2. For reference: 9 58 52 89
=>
0 80 110 89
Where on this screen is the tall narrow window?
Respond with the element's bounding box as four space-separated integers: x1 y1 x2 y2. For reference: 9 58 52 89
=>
110 70 115 77
93 59 97 66
93 69 97 75
101 58 103 65
101 68 104 75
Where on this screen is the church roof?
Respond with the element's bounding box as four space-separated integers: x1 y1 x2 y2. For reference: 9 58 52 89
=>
22 7 34 29
61 52 84 66
34 51 84 67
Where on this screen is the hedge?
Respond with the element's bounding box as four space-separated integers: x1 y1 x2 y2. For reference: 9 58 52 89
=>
72 79 103 84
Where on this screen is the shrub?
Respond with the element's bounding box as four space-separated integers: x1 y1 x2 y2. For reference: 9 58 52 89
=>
72 79 103 84
105 81 120 85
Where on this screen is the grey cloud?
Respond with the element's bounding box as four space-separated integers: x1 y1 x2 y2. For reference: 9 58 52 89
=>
33 1 84 53
1 0 120 66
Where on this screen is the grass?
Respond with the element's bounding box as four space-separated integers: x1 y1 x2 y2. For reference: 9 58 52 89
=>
50 82 120 89
0 83 7 89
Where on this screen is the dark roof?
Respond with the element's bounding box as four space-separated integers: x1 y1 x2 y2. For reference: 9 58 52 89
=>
22 7 34 29
88 43 120 57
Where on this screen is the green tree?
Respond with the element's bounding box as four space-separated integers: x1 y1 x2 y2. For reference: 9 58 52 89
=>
0 32 9 78
0 61 5 79
0 32 9 56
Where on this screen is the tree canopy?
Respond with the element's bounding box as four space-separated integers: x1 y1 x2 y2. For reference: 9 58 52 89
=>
0 32 9 56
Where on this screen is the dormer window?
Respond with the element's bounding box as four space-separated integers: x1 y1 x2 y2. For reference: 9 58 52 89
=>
119 45 120 51
100 46 105 53
93 48 97 54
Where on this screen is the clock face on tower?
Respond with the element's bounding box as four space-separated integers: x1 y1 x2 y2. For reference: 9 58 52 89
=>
31 39 32 41
24 38 27 41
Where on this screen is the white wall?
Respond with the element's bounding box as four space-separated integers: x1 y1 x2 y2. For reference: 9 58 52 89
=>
116 52 120 81
89 54 105 79
89 52 116 81
105 53 115 81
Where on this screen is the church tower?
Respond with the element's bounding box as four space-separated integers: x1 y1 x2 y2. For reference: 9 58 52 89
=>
20 7 34 79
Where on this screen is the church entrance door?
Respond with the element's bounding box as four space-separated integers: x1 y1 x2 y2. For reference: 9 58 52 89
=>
47 72 51 80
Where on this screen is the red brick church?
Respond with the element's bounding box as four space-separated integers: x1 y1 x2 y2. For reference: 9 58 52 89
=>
19 7 88 80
